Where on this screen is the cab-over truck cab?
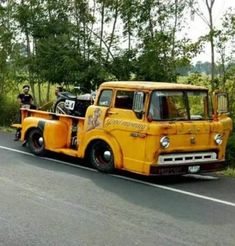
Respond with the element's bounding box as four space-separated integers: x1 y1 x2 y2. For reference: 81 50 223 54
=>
19 81 232 176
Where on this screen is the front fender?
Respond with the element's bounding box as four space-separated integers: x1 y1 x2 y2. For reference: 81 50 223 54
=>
79 129 123 169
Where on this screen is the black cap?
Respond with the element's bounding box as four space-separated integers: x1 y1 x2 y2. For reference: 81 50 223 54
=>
23 85 30 89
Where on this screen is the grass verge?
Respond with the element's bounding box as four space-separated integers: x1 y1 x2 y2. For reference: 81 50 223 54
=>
0 126 14 133
219 167 235 177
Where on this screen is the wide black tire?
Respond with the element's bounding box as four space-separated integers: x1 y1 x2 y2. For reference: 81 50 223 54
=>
53 99 69 115
89 141 114 173
28 128 46 156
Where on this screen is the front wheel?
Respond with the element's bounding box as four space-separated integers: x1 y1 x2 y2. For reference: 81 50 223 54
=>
89 141 114 173
54 99 69 115
28 128 45 156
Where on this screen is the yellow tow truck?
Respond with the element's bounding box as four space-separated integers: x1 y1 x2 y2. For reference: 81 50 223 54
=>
15 81 232 176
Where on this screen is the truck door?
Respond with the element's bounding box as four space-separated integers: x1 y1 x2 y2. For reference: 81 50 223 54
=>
104 90 148 174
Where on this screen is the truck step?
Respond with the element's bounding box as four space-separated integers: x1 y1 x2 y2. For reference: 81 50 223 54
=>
11 123 22 129
53 148 78 157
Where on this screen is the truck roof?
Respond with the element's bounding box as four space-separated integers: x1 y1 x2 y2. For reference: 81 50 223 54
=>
100 81 207 91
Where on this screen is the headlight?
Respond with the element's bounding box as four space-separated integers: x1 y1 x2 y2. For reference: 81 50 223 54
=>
160 136 170 148
214 134 223 145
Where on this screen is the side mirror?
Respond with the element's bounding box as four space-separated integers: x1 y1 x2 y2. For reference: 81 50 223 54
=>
213 92 229 116
133 91 145 118
217 93 229 114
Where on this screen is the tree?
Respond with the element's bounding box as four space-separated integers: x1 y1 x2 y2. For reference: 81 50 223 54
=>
120 0 137 52
135 0 200 82
215 9 235 90
188 0 218 90
13 0 43 103
0 0 18 94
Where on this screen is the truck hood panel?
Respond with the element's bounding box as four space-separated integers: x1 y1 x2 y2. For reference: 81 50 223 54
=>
175 122 210 134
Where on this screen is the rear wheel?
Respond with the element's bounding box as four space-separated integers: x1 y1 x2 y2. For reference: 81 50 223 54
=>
89 141 114 173
28 128 45 156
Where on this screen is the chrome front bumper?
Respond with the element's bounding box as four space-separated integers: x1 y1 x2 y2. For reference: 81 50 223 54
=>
150 160 229 176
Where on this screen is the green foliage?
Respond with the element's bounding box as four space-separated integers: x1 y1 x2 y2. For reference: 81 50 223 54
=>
34 36 82 84
0 0 206 89
226 131 235 168
0 0 233 115
109 50 137 81
180 72 211 88
0 0 234 174
0 95 18 126
220 167 235 177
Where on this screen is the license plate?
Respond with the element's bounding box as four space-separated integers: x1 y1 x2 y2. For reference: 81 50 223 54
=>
65 100 75 110
188 165 200 173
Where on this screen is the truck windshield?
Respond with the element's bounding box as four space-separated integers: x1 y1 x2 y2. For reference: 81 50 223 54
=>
149 90 209 121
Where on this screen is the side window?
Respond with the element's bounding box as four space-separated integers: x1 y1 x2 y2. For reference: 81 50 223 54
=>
98 89 112 107
115 91 134 110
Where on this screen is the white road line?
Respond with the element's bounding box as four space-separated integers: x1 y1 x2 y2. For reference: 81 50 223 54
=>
185 174 219 180
1 145 235 208
111 174 235 207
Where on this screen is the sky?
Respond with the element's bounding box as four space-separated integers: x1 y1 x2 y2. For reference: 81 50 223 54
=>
184 0 235 63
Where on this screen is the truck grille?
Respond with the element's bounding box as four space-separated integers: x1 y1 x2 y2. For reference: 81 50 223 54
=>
158 152 217 165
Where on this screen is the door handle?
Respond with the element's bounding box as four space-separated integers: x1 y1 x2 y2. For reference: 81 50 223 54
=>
107 111 118 115
130 132 146 138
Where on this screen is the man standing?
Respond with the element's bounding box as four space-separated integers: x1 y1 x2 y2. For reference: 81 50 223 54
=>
38 85 63 111
14 85 36 141
17 85 36 109
55 86 63 99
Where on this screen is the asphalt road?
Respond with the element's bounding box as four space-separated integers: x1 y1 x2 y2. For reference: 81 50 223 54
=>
0 131 235 246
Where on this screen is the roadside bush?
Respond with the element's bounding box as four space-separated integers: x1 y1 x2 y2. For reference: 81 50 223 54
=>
0 95 19 126
226 130 235 168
